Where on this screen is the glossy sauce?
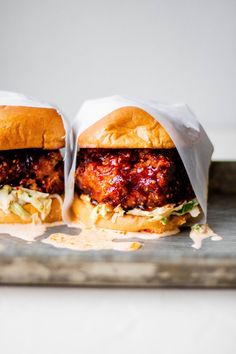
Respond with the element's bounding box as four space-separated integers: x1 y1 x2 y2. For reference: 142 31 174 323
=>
75 149 194 211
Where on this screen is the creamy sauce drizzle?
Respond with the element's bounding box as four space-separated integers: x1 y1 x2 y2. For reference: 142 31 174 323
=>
0 222 64 242
43 227 180 251
190 225 222 250
0 220 222 252
43 229 142 251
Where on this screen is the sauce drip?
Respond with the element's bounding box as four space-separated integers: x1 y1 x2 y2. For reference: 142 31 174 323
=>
190 224 222 249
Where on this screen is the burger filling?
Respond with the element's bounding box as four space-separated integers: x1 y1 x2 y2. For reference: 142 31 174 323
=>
0 149 64 221
75 148 200 225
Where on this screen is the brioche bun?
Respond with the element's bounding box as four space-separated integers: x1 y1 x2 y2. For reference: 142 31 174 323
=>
0 106 65 150
78 106 175 149
72 194 188 234
0 198 62 224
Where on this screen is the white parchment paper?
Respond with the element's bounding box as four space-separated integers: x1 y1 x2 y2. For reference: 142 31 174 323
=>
64 95 213 224
0 91 71 217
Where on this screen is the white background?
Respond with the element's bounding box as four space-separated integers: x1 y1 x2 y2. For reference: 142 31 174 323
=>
1 287 236 354
0 1 236 353
0 0 236 158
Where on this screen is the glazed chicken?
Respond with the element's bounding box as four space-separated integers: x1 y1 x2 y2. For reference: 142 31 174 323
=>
0 149 64 194
75 148 194 211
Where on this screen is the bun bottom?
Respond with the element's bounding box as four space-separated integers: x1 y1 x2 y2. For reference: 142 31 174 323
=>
72 194 189 234
0 198 62 224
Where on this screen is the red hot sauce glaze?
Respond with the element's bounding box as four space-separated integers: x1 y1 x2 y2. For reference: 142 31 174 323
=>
75 148 194 211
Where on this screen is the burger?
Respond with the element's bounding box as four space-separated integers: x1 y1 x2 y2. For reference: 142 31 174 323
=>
72 106 201 234
0 105 65 223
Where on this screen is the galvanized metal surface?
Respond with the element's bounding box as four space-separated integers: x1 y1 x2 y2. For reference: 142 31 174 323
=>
0 162 235 288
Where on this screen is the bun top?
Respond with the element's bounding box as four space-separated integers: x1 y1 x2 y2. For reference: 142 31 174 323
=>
0 106 65 150
78 106 175 149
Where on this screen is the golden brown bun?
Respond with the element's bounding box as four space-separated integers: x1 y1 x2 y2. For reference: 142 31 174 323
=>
72 194 188 233
0 198 62 224
0 106 65 150
78 106 175 149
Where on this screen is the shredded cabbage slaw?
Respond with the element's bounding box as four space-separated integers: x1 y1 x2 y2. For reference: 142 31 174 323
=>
0 185 62 221
80 194 200 225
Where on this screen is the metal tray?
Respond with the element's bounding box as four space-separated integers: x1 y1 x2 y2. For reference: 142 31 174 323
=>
0 161 235 288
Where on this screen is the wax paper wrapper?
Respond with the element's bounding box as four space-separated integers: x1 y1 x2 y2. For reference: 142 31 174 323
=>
64 95 213 224
0 91 71 213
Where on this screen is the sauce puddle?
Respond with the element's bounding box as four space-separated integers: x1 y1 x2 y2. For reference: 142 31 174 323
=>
0 222 223 251
0 222 63 242
43 229 142 251
42 227 181 251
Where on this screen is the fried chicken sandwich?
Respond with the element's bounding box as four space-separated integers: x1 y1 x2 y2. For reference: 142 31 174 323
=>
0 105 65 223
72 106 200 233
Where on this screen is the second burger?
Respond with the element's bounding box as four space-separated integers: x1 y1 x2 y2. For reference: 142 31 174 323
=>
0 96 65 223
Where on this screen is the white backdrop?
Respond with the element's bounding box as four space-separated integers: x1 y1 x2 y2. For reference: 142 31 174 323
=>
1 287 236 354
0 0 236 132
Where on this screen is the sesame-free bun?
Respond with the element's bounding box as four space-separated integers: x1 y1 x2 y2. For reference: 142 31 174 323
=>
0 198 62 224
0 106 65 150
72 194 188 234
78 106 175 149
